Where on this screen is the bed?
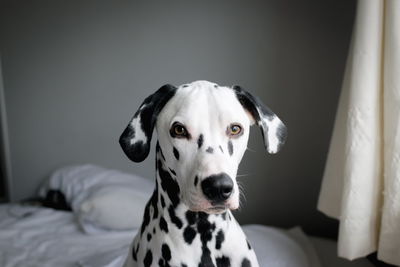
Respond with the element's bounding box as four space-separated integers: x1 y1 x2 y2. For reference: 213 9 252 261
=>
0 165 373 267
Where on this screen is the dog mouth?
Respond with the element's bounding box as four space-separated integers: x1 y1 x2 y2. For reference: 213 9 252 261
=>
189 204 229 214
205 205 228 214
188 197 238 214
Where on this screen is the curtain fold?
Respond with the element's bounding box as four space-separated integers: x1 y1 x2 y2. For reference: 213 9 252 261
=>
317 0 400 265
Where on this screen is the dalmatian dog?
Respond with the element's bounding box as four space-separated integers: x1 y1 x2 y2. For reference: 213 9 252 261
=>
119 80 287 267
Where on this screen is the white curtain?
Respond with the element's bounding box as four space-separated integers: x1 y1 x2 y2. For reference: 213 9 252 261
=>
317 0 400 265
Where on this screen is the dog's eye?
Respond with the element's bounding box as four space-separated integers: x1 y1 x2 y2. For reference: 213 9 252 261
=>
174 125 186 135
170 123 189 138
228 124 242 136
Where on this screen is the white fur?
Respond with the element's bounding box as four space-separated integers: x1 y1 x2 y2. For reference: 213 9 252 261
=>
265 115 283 154
130 115 147 145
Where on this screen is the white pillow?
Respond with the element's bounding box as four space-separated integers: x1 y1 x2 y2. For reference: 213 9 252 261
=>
38 164 154 232
77 185 150 233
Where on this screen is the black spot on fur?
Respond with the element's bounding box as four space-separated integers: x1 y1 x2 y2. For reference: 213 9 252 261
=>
228 141 233 156
197 212 216 267
198 211 209 220
140 199 151 235
247 240 252 250
136 244 140 257
241 258 251 267
131 245 137 261
194 176 199 187
173 147 180 160
161 195 166 208
160 216 169 233
158 160 180 207
198 134 204 148
186 210 198 225
214 84 218 89
156 142 166 161
152 204 158 220
183 226 197 244
144 250 153 267
215 230 225 250
199 247 214 267
183 84 189 88
169 168 176 176
219 145 224 153
151 186 159 220
206 147 214 153
221 212 227 220
159 258 171 267
216 256 231 267
147 233 152 241
153 227 156 234
168 205 183 229
162 243 172 261
182 264 188 267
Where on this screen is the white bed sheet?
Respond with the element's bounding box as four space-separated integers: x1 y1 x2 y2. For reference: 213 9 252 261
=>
0 204 132 267
0 204 374 267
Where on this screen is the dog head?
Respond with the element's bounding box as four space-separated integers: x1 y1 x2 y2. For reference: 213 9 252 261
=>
120 81 287 214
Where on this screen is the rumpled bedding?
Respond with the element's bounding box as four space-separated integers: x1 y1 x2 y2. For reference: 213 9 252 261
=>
0 204 319 267
0 204 132 267
0 203 375 267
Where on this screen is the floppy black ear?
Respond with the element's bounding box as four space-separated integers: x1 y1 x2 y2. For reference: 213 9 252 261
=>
119 84 177 162
232 85 287 154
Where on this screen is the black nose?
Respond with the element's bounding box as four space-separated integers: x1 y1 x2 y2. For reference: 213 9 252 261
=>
201 173 234 203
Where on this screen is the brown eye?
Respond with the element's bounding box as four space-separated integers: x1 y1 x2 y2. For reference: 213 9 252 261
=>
228 124 242 136
174 125 186 135
170 123 189 138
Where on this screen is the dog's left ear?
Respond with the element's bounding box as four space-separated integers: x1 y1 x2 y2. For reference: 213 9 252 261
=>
119 84 177 162
232 85 287 154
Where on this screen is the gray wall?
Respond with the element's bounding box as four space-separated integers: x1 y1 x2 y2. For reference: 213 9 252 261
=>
0 0 356 237
0 58 12 201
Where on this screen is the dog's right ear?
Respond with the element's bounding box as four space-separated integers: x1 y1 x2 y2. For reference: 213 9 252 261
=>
119 84 177 162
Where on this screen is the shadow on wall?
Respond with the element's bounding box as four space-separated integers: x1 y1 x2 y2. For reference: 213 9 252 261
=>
0 0 356 237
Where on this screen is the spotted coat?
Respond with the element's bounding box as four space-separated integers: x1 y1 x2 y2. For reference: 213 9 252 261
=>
119 81 287 267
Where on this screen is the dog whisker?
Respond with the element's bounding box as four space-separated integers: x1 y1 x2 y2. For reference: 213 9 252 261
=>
237 181 247 209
